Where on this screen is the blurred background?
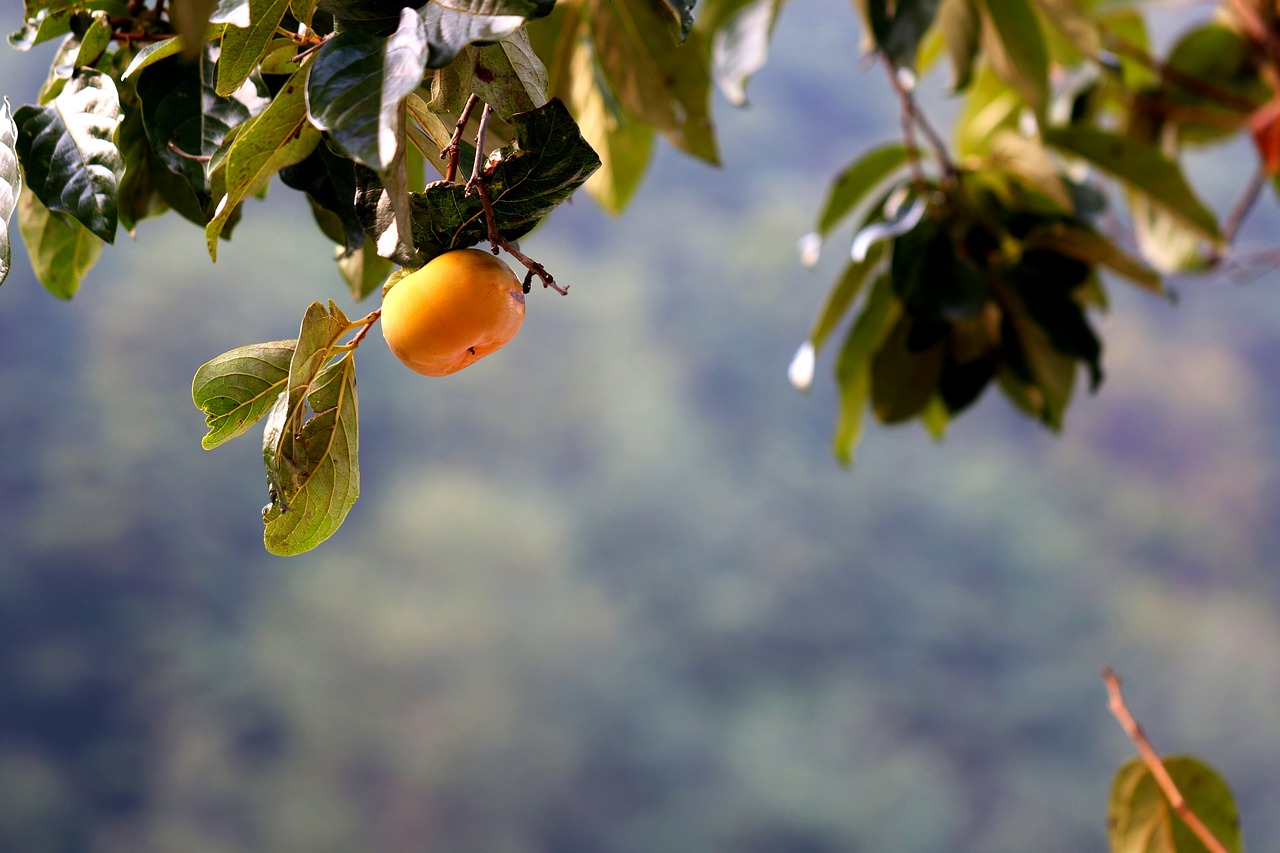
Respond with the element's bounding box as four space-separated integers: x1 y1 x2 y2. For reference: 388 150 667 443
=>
4 1 1280 851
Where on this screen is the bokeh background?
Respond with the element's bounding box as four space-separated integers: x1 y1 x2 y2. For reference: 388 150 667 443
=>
4 2 1280 851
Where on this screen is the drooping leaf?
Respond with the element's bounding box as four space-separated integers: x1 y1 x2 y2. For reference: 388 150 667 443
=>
280 142 365 255
192 340 297 449
867 0 943 69
833 273 899 465
815 142 910 237
871 313 946 423
0 99 21 286
936 0 979 90
170 0 218 57
807 241 886 353
986 131 1073 212
711 0 784 106
589 0 719 163
115 93 168 233
997 281 1076 428
469 29 550 119
1043 127 1221 240
122 37 185 79
206 64 322 257
337 234 395 300
1021 222 1161 291
1108 756 1243 853
891 215 987 325
137 47 269 208
217 0 291 95
307 9 428 170
354 140 419 265
15 68 123 243
385 98 599 259
16 184 102 299
564 31 655 213
977 0 1048 112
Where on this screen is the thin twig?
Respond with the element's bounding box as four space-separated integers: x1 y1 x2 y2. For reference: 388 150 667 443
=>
347 310 381 348
883 58 956 186
1100 667 1231 853
442 94 479 184
465 103 494 196
167 141 210 163
1221 167 1267 247
474 179 567 295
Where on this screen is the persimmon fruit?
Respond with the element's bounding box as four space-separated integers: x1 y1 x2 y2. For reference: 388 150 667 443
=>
381 248 526 376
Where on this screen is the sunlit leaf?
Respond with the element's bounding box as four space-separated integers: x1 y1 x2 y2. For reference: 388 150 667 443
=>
807 241 886 353
1043 127 1220 240
833 273 898 465
15 69 123 243
307 9 428 170
38 12 112 104
978 0 1048 112
207 65 322 258
16 184 102 299
210 0 251 27
937 0 979 90
711 0 784 105
0 99 21 286
469 29 550 119
217 0 291 95
192 340 297 449
815 143 910 237
122 37 185 79
1108 756 1243 853
421 1 529 68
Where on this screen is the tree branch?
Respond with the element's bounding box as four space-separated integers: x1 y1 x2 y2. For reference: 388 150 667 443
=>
442 94 479 185
1100 667 1230 853
883 58 955 186
1221 166 1267 248
474 179 566 295
465 103 494 196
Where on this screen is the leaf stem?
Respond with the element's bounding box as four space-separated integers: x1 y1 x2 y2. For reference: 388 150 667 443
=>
1100 667 1231 853
442 94 480 184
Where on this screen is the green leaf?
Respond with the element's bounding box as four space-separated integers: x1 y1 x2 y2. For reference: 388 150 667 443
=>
337 234 395 300
280 142 365 255
807 240 885 353
871 313 946 423
1108 756 1242 853
1043 127 1221 240
815 142 909 237
170 0 217 58
306 9 429 170
192 340 297 449
261 301 362 556
661 0 696 40
0 99 21 286
10 6 79 51
115 93 168 233
997 281 1076 428
16 184 103 299
470 29 550 119
977 0 1048 113
210 0 250 26
390 98 600 258
710 0 784 106
867 0 942 69
565 32 655 213
590 0 719 163
216 0 291 96
421 1 529 68
15 69 123 243
936 0 979 90
206 64 322 258
38 12 113 104
833 273 898 466
1021 222 1161 291
137 47 269 209
121 36 185 79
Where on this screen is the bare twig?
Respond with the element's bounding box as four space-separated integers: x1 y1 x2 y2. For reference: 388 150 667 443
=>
474 179 567 295
882 58 956 187
442 94 479 184
167 141 210 163
1100 667 1231 853
1221 167 1267 248
347 310 381 348
465 103 494 196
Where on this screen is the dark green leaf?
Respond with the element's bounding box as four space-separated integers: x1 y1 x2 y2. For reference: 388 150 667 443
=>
871 313 946 423
1009 258 1102 389
590 0 719 163
0 99 20 286
115 94 168 233
997 282 1076 428
192 340 297 449
867 0 942 69
16 184 102 298
121 37 184 79
815 142 909 236
280 142 364 255
137 47 269 208
38 12 112 104
1021 222 1161 291
1108 756 1243 853
390 98 599 259
891 216 988 324
977 0 1048 112
206 64 322 257
710 0 784 105
217 0 291 95
15 68 123 243
937 0 979 90
306 9 428 170
833 273 898 465
1044 127 1220 240
337 235 395 300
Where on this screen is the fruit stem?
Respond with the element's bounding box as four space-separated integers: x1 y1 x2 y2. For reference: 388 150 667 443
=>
473 179 568 295
336 310 382 352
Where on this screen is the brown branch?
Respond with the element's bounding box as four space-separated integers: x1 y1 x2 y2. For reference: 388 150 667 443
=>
465 103 494 196
1221 166 1267 247
882 58 955 186
1100 667 1231 853
347 310 382 348
474 179 567 295
442 94 479 185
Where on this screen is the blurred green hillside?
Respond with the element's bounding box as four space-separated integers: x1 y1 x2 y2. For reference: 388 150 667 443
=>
4 2 1280 851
